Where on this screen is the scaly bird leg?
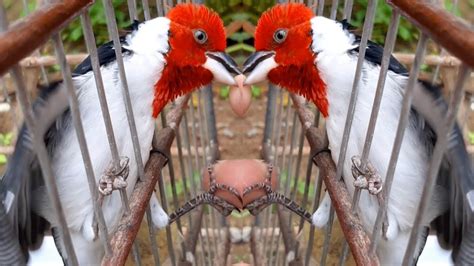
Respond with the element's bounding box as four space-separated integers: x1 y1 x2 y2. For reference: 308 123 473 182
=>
168 164 241 225
242 164 274 197
245 192 313 224
208 164 241 200
351 155 389 239
242 164 312 224
168 192 238 225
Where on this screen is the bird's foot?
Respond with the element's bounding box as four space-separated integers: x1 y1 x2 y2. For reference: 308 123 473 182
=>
98 157 130 196
207 164 241 199
242 163 274 197
351 156 382 195
167 163 241 224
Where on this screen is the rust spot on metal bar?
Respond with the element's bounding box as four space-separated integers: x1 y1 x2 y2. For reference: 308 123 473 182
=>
0 0 93 75
388 0 474 68
290 94 380 266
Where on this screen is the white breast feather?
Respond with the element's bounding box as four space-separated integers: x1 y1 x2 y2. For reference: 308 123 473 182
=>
39 17 170 236
310 16 433 264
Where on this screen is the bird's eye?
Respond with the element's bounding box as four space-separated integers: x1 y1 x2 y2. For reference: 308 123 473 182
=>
273 29 288 43
193 29 208 44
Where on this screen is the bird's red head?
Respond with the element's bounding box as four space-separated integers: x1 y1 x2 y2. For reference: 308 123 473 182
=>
153 4 240 117
243 4 328 117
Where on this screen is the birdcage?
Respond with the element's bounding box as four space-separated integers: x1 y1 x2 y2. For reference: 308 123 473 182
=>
0 0 472 265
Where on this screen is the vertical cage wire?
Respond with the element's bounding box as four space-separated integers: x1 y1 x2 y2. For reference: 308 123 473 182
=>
369 32 430 256
266 92 292 262
127 0 138 21
403 65 471 264
187 96 210 264
342 0 354 21
0 3 79 265
330 0 339 19
142 0 151 20
317 0 325 16
261 88 284 262
157 111 177 266
20 0 50 87
52 31 118 259
430 0 460 85
318 1 380 265
339 8 401 264
333 0 378 210
271 108 300 265
198 88 223 261
139 5 163 266
195 90 218 261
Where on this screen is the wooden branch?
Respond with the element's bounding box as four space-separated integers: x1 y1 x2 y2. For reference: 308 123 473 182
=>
20 54 87 68
0 0 93 75
102 96 190 266
393 53 461 67
290 94 380 266
102 128 174 266
16 53 461 71
388 0 474 68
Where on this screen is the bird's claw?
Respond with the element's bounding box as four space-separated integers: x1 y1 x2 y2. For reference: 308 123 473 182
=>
98 157 130 196
242 163 274 197
351 156 382 195
208 163 242 201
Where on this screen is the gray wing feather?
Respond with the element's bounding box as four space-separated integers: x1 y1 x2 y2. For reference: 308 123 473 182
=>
411 80 474 264
0 81 69 258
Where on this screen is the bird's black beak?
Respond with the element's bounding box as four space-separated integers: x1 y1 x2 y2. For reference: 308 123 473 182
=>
204 52 241 85
242 51 277 85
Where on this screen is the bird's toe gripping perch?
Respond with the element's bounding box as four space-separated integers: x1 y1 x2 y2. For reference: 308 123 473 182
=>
351 155 389 238
167 160 313 225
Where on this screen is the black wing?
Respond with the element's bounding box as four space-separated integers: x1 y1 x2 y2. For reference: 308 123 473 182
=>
72 20 141 76
340 19 474 262
72 37 132 76
411 81 474 264
339 19 409 76
0 82 70 259
0 19 142 260
350 37 409 76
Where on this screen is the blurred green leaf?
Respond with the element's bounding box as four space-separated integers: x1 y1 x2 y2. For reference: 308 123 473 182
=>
225 43 255 54
219 86 230 100
62 0 142 50
229 32 252 42
350 0 417 46
0 154 6 165
0 132 13 146
469 132 474 145
251 85 261 98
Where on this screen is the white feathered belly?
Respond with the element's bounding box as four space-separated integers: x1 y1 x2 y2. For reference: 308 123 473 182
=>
49 99 154 232
43 52 161 232
319 52 429 234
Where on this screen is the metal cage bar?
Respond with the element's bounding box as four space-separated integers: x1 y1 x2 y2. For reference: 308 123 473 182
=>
0 0 473 265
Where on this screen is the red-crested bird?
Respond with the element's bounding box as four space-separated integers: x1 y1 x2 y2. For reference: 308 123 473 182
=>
1 4 239 264
243 3 473 265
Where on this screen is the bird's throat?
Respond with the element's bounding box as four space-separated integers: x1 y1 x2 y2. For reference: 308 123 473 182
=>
268 63 328 117
152 64 213 117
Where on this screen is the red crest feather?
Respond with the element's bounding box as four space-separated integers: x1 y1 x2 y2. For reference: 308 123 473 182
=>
152 4 226 117
255 4 329 117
